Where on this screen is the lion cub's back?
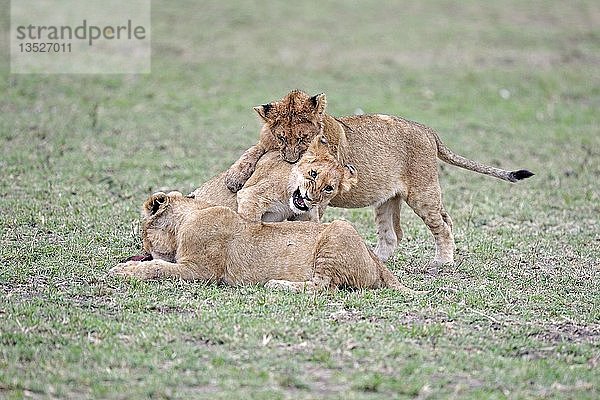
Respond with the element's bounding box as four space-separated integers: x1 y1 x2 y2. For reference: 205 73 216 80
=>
189 172 237 209
190 152 288 211
244 151 292 187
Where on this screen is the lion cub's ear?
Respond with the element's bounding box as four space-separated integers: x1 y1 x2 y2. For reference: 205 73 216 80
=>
309 93 327 116
254 103 274 122
143 192 169 217
306 134 329 157
340 164 358 193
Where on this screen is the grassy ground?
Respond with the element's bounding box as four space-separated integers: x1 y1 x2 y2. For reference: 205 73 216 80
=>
1 1 599 398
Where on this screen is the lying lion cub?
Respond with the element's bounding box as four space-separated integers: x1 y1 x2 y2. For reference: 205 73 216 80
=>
189 135 356 223
237 135 357 222
225 89 534 268
109 191 415 293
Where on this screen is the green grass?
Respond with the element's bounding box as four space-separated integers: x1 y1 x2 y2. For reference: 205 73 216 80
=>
1 0 599 398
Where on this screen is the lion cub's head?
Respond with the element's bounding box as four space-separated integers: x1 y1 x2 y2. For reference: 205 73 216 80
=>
254 89 327 163
140 191 186 262
289 135 357 214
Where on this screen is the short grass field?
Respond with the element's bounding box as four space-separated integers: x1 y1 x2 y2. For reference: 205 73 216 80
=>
1 1 599 398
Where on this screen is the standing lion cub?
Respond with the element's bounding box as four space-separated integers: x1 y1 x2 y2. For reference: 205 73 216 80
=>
225 90 534 268
109 191 416 293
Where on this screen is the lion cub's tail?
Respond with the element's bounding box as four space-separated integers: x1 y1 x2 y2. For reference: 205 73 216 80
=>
431 130 534 183
381 270 428 295
370 251 427 295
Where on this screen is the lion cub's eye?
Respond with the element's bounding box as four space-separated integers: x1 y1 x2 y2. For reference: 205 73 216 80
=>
309 170 318 179
323 185 334 193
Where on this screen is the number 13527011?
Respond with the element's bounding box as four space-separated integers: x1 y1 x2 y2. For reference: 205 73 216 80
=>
18 42 72 53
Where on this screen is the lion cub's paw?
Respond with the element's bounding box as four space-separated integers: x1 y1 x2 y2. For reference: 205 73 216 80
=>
265 279 314 293
109 261 136 275
424 258 455 275
224 168 249 193
108 261 149 278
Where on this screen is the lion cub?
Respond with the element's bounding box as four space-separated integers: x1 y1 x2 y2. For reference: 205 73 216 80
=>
237 135 356 222
189 135 356 223
225 90 534 268
109 191 416 293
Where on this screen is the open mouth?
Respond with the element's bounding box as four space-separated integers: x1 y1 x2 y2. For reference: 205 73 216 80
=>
292 188 310 212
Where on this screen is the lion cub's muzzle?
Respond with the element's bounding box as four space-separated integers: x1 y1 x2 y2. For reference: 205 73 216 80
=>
291 188 311 212
281 149 302 164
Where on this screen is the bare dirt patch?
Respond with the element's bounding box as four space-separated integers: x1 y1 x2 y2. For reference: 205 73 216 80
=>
534 322 600 345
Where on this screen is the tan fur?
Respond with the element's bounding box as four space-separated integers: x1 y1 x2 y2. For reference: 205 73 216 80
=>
236 135 356 222
190 135 355 223
224 92 348 192
189 151 302 212
109 192 416 293
225 90 534 267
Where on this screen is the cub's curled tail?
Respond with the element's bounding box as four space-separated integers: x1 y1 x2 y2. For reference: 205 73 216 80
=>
430 130 534 182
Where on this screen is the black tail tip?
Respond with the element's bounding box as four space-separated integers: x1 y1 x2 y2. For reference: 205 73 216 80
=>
510 169 535 182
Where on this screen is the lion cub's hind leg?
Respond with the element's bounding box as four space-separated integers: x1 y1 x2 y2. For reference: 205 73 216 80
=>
314 220 409 290
265 220 417 293
406 184 455 270
441 206 453 232
265 220 378 293
392 198 404 243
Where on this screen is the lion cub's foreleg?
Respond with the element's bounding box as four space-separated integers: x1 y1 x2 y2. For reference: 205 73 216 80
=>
237 185 275 222
109 259 220 282
225 144 266 193
289 208 320 222
373 196 403 261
